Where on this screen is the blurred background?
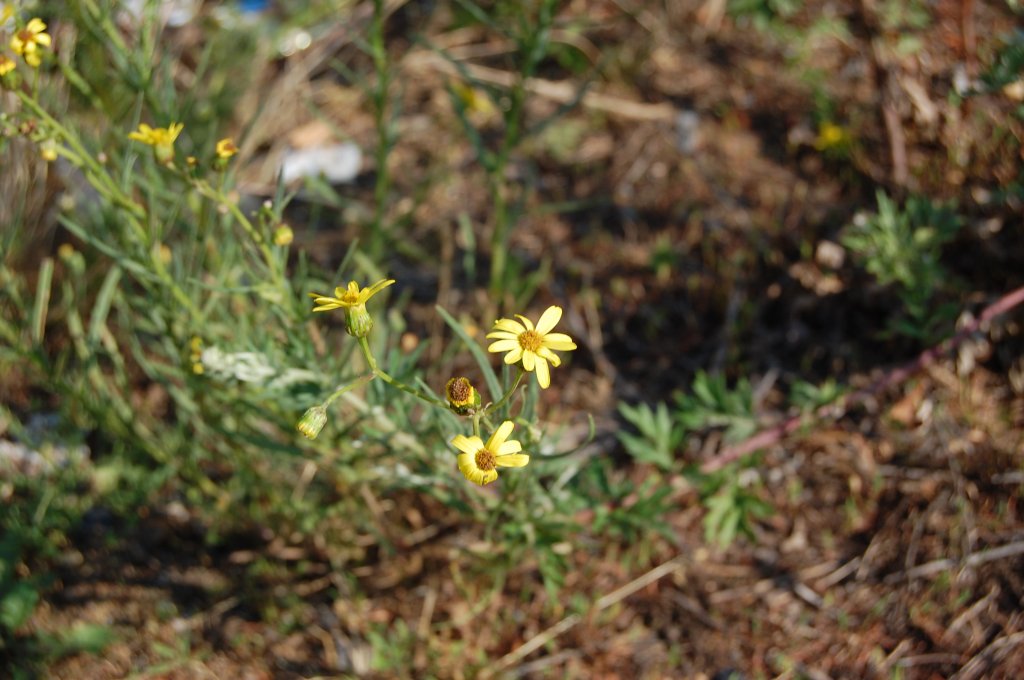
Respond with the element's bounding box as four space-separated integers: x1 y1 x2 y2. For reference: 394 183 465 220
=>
2 0 1024 677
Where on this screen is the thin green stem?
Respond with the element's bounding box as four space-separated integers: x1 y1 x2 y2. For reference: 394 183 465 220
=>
323 372 377 406
368 0 392 258
484 369 524 417
17 92 201 321
357 335 447 408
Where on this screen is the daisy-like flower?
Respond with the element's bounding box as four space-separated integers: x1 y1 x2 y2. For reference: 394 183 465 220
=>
451 420 529 486
128 122 184 163
486 306 577 389
0 55 14 77
309 278 395 338
10 18 50 68
215 137 238 159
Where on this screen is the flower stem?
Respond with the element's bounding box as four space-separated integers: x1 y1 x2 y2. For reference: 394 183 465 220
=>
357 336 447 408
323 372 377 407
484 369 524 416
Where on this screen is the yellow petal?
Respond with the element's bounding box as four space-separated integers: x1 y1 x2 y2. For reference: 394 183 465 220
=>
541 333 576 351
451 434 482 455
488 339 519 353
535 306 562 335
485 330 518 340
522 350 536 372
534 356 550 389
364 279 396 298
34 32 51 47
26 18 46 33
487 421 515 450
503 347 523 364
497 439 522 455
492 318 526 335
496 453 529 468
537 347 561 367
515 314 535 331
457 454 487 485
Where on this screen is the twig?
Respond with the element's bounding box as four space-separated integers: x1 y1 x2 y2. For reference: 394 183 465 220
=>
702 285 1024 473
950 631 1024 680
485 555 687 676
411 52 676 122
885 540 1024 584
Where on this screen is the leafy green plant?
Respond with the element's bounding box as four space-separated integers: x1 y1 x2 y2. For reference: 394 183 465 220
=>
617 372 765 547
700 474 773 547
843 191 963 341
617 402 682 470
676 371 758 443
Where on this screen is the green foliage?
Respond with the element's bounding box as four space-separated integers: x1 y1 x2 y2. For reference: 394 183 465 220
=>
727 0 802 25
677 371 758 443
617 372 767 547
443 0 587 299
790 378 843 413
981 30 1024 92
700 472 773 547
843 191 963 341
617 402 682 470
617 371 757 471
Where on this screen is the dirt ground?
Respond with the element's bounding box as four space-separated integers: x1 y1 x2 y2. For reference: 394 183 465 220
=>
14 0 1024 678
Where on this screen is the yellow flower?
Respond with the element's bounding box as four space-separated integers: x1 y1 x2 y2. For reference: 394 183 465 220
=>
0 55 14 77
2 5 13 24
309 278 395 337
814 122 851 153
451 420 529 486
273 224 294 246
128 122 184 163
486 306 576 389
215 137 238 159
40 138 57 162
310 278 395 312
10 18 51 68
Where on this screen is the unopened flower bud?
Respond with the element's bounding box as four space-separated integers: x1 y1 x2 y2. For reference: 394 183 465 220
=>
273 224 293 246
297 405 327 439
344 304 374 338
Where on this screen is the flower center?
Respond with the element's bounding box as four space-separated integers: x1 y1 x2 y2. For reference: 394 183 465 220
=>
447 377 472 405
518 330 542 352
18 29 33 42
341 291 360 304
475 448 497 471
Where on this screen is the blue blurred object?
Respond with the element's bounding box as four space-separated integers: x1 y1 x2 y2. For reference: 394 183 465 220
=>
239 0 268 12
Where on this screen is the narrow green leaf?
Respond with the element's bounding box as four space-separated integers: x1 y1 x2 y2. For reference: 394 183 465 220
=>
88 266 122 345
30 258 54 344
436 304 501 401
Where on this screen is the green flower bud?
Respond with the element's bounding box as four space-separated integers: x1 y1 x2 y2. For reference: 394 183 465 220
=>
344 304 374 338
297 405 327 439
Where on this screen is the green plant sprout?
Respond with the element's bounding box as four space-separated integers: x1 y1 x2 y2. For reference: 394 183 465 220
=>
843 191 963 341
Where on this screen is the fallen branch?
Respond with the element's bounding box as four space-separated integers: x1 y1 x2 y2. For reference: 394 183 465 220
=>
702 285 1024 473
